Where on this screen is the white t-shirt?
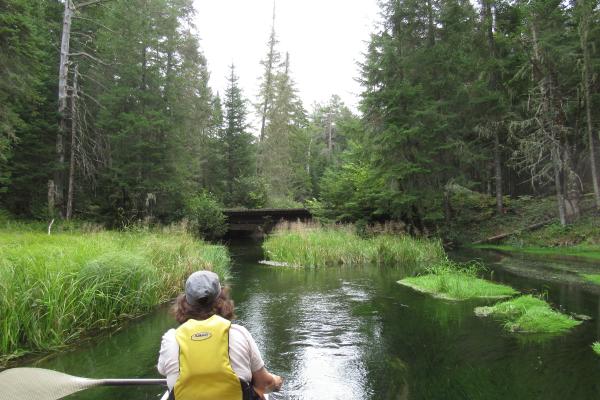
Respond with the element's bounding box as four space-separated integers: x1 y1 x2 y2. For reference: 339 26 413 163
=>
157 323 265 389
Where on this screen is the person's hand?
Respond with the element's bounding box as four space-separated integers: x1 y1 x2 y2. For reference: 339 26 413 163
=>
270 374 283 392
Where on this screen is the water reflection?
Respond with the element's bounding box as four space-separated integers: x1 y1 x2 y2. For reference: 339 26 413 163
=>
33 307 175 399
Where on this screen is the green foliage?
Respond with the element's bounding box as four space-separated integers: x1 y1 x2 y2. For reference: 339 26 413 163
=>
184 192 227 240
0 208 10 224
474 295 581 334
262 223 445 268
0 0 59 209
229 176 269 209
266 196 303 209
398 260 517 300
0 227 230 362
317 141 385 223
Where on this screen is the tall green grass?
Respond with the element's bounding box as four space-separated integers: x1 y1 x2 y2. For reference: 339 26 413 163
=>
0 228 229 362
474 295 581 334
262 223 445 268
398 261 517 300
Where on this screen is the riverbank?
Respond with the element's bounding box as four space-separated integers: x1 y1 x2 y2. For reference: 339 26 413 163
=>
443 190 600 262
262 222 445 268
471 243 600 262
0 224 229 364
444 190 599 247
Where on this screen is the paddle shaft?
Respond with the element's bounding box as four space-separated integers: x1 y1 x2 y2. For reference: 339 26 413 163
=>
99 378 167 386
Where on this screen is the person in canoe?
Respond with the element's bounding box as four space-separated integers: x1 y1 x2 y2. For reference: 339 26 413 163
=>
158 270 283 400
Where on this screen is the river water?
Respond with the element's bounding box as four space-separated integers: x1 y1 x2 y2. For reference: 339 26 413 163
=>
32 240 600 399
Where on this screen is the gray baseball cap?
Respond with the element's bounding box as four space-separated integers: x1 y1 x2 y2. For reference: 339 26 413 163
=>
185 271 221 304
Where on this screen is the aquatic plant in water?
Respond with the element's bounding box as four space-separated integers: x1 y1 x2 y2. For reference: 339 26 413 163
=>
474 295 581 334
592 342 600 356
397 261 517 301
262 222 445 268
0 227 230 363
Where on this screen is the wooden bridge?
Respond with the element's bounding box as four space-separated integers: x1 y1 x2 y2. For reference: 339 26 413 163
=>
223 208 312 236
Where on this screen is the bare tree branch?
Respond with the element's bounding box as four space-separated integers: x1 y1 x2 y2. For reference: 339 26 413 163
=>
74 0 105 9
72 16 115 33
69 51 109 65
79 90 105 108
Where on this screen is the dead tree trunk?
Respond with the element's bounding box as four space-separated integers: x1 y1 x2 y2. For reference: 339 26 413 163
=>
494 130 503 212
48 180 55 218
54 0 74 217
326 112 334 157
482 0 503 213
552 150 567 226
530 20 569 226
66 65 79 220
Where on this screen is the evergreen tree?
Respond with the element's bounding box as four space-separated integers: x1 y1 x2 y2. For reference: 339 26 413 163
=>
1 0 61 216
256 4 280 146
220 64 255 206
261 53 308 205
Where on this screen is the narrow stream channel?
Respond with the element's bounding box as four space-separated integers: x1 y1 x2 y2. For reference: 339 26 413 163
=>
30 240 600 399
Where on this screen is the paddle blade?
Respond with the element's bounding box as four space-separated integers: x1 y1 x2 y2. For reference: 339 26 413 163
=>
0 368 98 400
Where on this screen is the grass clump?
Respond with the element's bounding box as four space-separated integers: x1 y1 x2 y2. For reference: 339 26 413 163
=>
474 295 581 334
592 342 600 356
398 261 517 301
0 227 229 363
262 222 445 268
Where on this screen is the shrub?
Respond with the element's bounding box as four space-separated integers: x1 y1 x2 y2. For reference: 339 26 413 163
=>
184 191 227 240
230 176 269 209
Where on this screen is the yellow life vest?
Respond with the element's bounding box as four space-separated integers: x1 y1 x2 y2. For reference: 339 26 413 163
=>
174 315 242 400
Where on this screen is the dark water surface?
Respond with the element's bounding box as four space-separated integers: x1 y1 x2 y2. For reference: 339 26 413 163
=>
32 241 600 399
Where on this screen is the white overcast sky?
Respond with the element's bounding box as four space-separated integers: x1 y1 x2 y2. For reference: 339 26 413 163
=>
193 0 380 125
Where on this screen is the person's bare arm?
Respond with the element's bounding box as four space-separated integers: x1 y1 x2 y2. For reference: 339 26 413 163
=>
252 367 283 393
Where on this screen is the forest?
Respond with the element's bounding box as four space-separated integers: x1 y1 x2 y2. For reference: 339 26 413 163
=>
1 0 599 236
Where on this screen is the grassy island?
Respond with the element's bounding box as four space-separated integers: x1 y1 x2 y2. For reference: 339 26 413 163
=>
0 226 229 363
592 342 600 356
262 223 445 268
581 274 600 285
474 295 581 334
398 262 517 301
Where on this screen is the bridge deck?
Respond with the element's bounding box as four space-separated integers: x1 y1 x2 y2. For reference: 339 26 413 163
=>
223 208 311 233
223 208 310 218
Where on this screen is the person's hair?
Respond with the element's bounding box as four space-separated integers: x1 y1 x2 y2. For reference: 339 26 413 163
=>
172 286 235 323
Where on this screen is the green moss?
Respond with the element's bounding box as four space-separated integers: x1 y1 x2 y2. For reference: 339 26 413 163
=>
0 226 230 363
474 295 581 334
592 342 600 356
263 224 445 268
398 261 517 301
